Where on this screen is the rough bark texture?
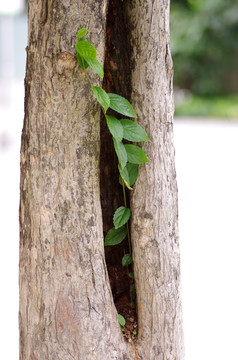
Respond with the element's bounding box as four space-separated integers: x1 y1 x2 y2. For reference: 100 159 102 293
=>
20 0 184 359
127 1 184 359
19 1 132 359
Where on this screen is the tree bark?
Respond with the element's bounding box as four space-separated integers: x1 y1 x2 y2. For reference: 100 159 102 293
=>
127 1 184 359
20 1 132 359
19 1 183 359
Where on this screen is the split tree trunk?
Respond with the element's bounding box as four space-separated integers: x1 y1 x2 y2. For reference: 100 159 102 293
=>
19 1 183 359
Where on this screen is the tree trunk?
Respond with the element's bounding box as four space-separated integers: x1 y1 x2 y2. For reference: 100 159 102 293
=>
128 2 184 359
19 1 183 359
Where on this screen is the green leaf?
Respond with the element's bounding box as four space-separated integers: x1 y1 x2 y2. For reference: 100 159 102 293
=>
86 58 104 78
118 314 126 327
106 116 123 142
76 53 89 70
104 226 127 246
118 164 132 190
108 93 137 118
76 28 88 39
119 163 139 187
91 86 110 113
122 253 132 267
113 206 131 229
129 272 134 279
113 139 127 169
75 40 97 59
124 144 149 164
120 119 150 142
130 302 136 309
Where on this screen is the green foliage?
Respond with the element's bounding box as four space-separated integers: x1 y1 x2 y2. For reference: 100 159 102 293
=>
113 207 131 229
129 272 134 279
175 94 238 118
106 115 124 141
76 28 150 334
76 53 89 70
120 119 150 142
86 58 104 78
76 28 88 38
108 93 137 118
75 40 97 59
124 144 149 164
104 226 127 246
91 86 110 113
171 0 238 95
113 139 127 169
119 163 139 188
118 314 126 328
122 253 132 267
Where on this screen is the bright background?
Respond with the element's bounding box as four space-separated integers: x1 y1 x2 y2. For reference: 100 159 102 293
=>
0 1 238 359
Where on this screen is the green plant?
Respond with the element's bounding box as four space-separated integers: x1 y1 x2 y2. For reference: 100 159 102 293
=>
118 314 126 332
75 27 150 331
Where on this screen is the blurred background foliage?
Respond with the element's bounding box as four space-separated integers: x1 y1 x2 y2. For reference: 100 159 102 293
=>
170 0 238 117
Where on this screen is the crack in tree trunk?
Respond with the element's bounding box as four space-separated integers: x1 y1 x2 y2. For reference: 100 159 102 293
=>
100 0 138 334
19 0 184 359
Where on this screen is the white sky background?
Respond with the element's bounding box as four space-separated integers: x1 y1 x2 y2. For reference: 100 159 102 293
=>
0 2 238 359
0 0 24 15
174 119 238 360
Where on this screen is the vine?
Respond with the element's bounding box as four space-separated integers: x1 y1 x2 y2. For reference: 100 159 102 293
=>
75 28 150 332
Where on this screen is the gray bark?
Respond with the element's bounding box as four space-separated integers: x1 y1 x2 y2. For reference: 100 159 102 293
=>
128 1 184 359
19 0 183 359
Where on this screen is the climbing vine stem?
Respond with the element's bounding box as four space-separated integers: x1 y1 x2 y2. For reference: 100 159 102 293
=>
75 27 150 330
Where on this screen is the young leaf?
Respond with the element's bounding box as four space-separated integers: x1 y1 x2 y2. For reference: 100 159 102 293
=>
86 58 104 78
129 271 134 279
120 119 150 142
113 138 127 169
119 163 139 187
76 28 88 39
113 206 131 229
122 253 132 267
118 314 126 327
76 53 89 70
75 40 97 59
108 93 137 118
124 144 149 164
104 226 127 246
106 116 123 142
91 86 110 113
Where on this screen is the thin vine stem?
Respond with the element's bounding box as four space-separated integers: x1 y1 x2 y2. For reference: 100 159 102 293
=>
83 63 132 256
122 180 132 256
